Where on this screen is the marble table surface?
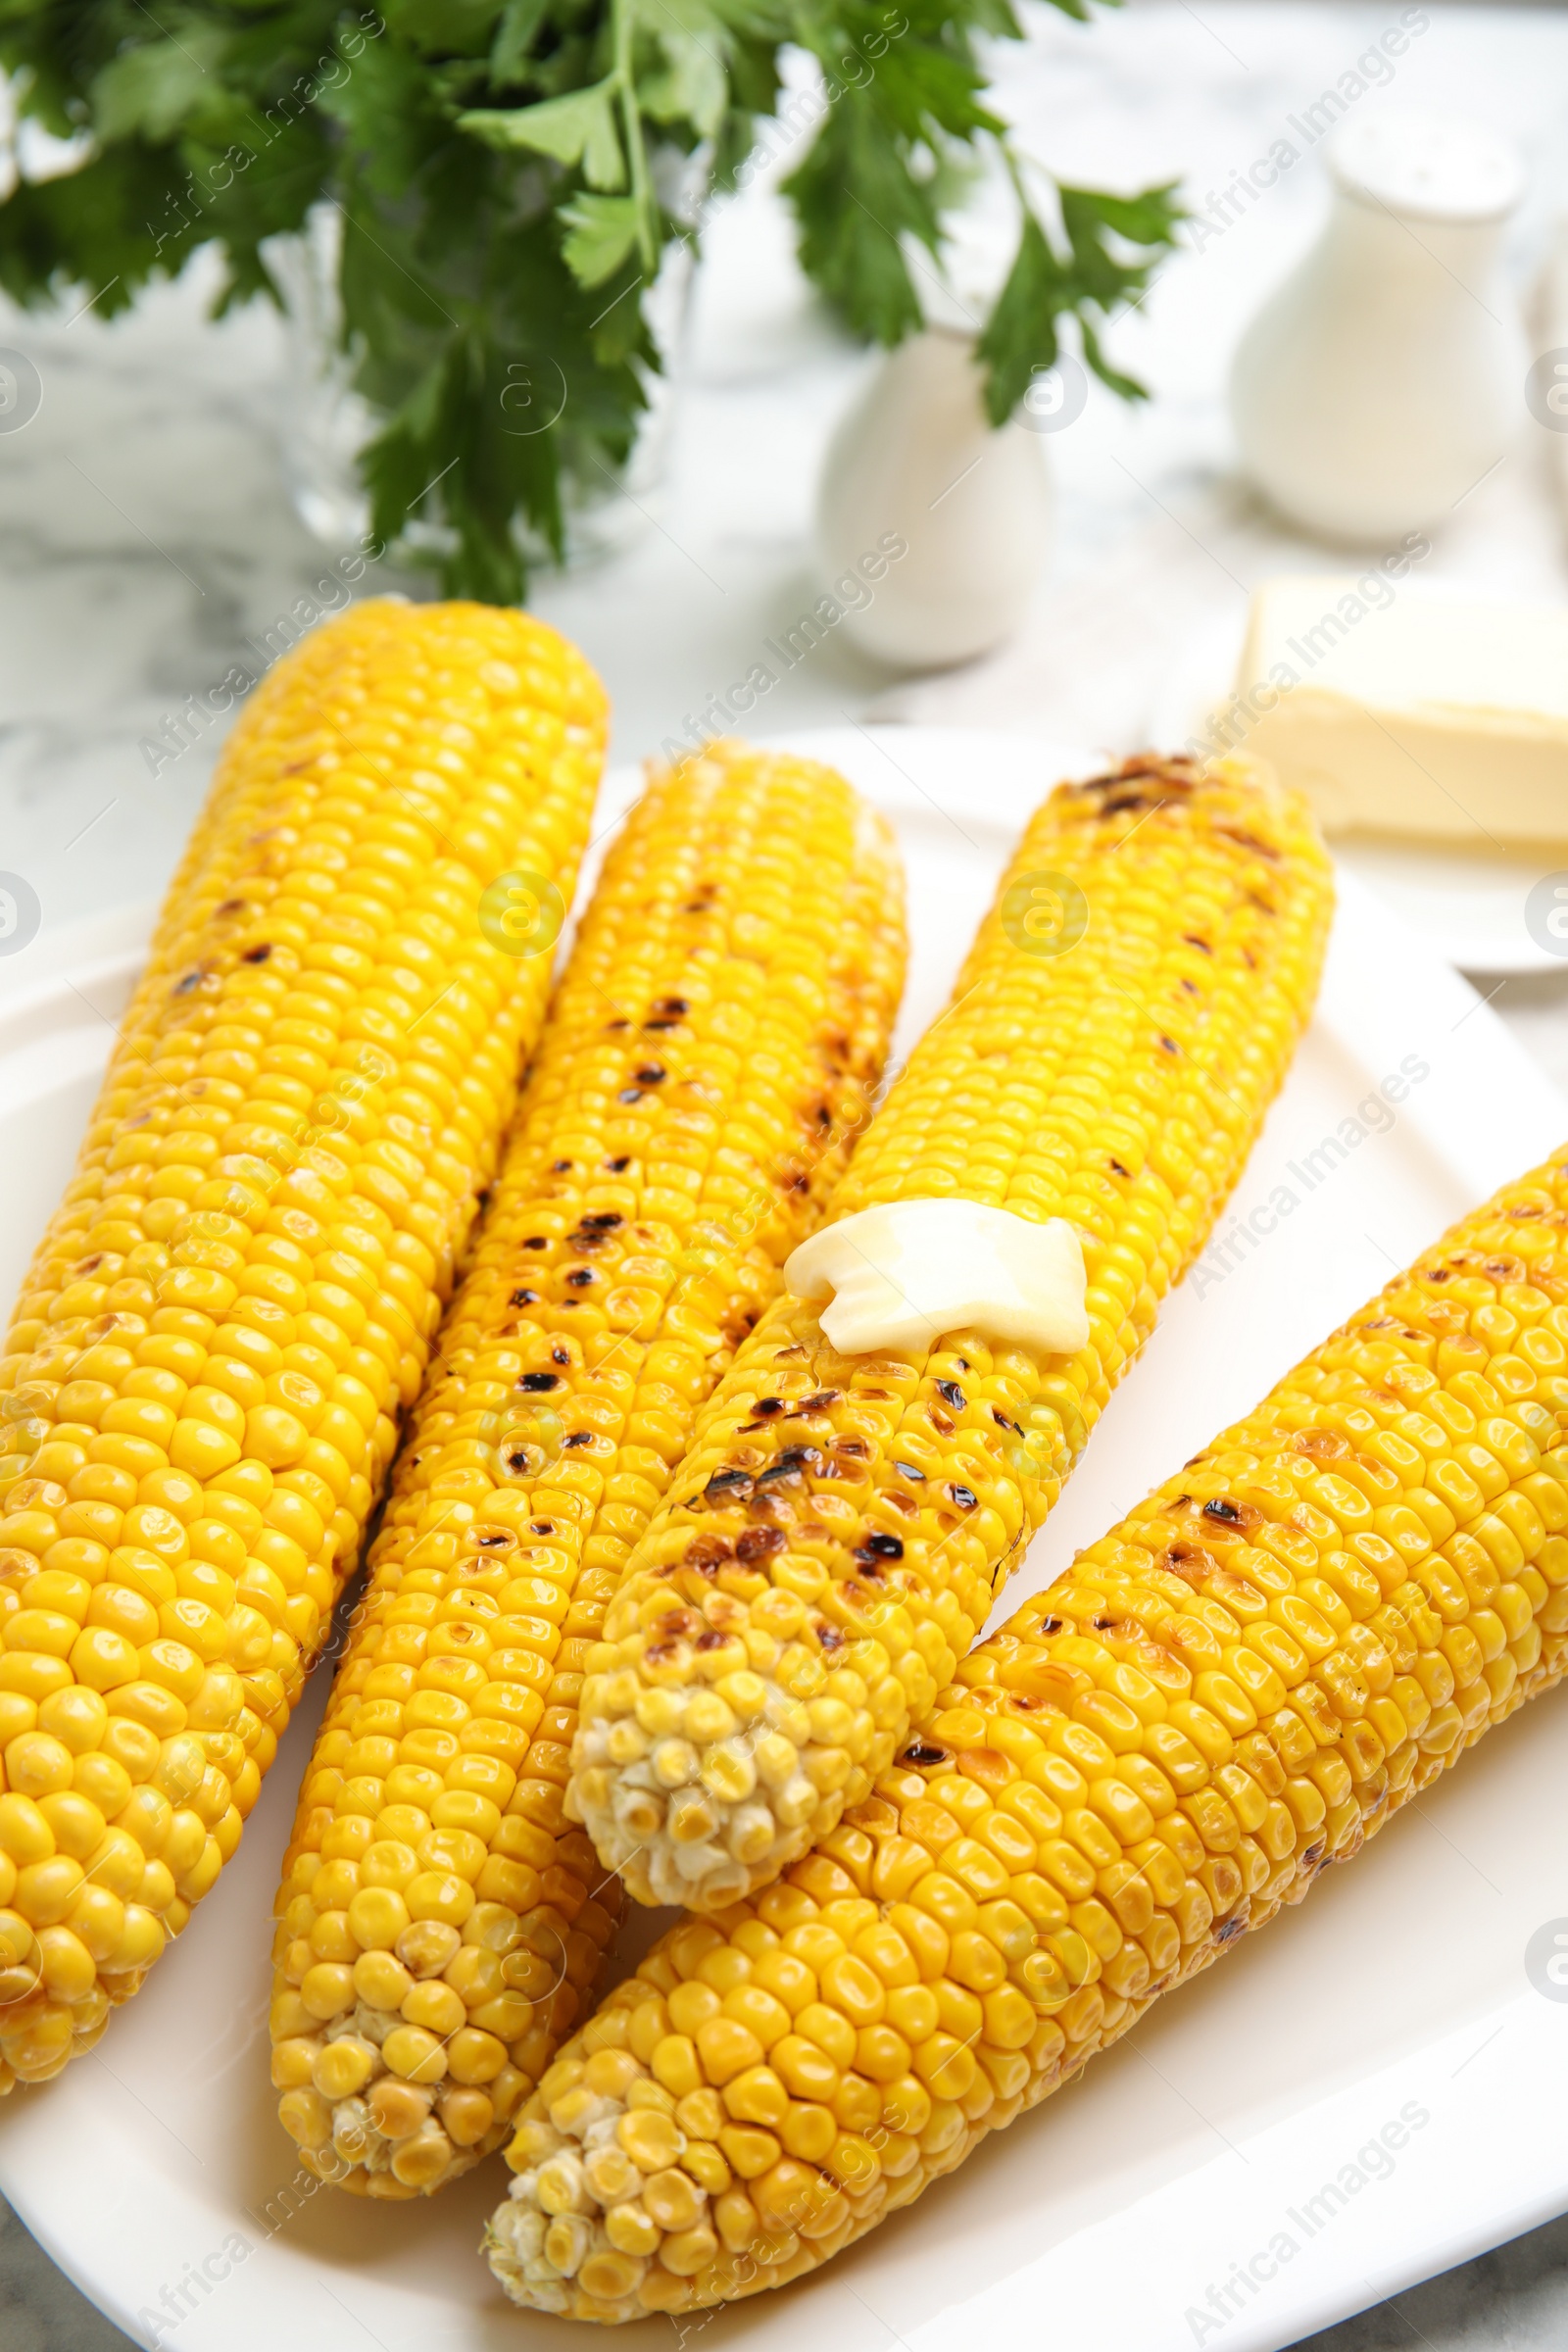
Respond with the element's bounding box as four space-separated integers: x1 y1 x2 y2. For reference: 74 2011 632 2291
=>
4 4 1568 2346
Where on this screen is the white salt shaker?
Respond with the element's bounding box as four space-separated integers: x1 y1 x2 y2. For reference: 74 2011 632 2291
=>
815 322 1053 670
1230 115 1528 543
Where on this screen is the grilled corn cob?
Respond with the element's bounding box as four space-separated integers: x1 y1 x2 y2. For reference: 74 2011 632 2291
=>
266 743 906 2197
569 755 1333 1913
489 1148 1568 2321
0 600 606 2089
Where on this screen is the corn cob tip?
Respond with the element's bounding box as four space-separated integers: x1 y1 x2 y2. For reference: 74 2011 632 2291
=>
569 1629 851 1912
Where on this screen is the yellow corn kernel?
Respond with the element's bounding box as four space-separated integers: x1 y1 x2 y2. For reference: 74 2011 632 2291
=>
487 1146 1568 2322
265 741 906 2197
0 601 608 2091
573 754 1334 1914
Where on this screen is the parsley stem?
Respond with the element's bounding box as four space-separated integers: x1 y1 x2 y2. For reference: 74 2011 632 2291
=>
612 0 660 273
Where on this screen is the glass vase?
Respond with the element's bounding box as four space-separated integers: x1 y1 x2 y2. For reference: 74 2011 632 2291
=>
265 204 696 575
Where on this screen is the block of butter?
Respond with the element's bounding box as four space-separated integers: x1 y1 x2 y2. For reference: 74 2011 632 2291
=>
1231 577 1568 843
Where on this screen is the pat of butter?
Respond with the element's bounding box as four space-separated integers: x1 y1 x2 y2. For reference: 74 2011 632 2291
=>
1233 578 1568 844
784 1200 1090 1359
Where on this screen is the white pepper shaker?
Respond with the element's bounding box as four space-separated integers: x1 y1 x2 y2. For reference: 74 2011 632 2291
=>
815 320 1053 671
1230 114 1528 543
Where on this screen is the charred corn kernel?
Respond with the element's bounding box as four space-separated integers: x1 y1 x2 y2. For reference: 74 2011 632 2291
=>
266 742 906 2195
0 601 605 2089
572 756 1332 1914
491 1149 1568 2320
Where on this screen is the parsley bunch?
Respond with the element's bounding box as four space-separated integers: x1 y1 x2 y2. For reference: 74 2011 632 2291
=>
0 0 1179 602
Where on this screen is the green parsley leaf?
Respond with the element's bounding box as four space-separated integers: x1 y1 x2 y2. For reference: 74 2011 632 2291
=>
92 28 231 145
641 28 728 135
460 81 625 189
561 191 643 284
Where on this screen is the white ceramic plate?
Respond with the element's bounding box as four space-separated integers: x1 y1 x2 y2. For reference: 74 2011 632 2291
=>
1148 616 1568 978
1 725 1566 2352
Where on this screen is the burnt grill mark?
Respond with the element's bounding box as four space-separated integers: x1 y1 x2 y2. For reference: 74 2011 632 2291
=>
893 1460 925 1481
517 1373 559 1393
684 1535 734 1568
606 1156 630 1172
758 1446 820 1485
509 1289 540 1308
901 1740 949 1767
948 1484 978 1511
634 1064 666 1086
564 1432 593 1449
936 1380 966 1412
1219 827 1280 861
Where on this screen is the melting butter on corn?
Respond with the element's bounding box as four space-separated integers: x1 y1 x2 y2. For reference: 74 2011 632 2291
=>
784 1200 1090 1358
